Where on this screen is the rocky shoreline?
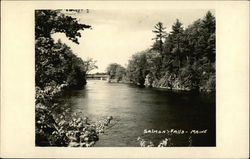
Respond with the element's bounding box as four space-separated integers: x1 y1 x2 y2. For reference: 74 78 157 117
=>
108 76 215 93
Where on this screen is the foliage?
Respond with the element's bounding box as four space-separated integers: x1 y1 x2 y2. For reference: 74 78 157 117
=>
137 136 193 147
126 52 148 86
35 10 94 89
152 22 167 53
106 63 126 82
82 58 98 74
126 49 162 86
35 10 99 146
137 137 174 147
35 10 91 44
126 11 215 92
35 85 113 146
35 38 89 88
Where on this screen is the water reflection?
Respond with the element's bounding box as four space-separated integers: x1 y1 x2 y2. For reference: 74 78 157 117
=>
57 80 215 147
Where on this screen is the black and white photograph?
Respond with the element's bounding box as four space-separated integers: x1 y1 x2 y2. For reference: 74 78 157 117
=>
35 9 216 147
1 1 249 158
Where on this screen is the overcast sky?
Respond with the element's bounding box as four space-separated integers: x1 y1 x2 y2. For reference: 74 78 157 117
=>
52 9 214 73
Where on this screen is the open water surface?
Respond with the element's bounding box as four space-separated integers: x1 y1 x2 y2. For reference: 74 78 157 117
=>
57 80 216 147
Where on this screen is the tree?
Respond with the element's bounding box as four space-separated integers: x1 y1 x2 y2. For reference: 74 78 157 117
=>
145 50 162 79
35 10 91 44
202 11 215 34
152 22 167 53
35 10 92 88
106 63 126 82
83 58 98 74
161 35 175 74
184 19 203 61
124 11 215 91
126 51 148 86
202 11 216 64
170 19 184 69
115 66 126 82
106 63 119 79
35 10 98 147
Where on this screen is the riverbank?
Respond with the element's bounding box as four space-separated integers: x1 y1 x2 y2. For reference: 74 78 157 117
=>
108 76 215 93
66 80 215 147
35 84 113 147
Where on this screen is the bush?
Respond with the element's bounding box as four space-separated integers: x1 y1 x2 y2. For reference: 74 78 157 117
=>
35 84 113 147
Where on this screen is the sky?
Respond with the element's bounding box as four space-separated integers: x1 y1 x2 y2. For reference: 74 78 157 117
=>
52 9 214 73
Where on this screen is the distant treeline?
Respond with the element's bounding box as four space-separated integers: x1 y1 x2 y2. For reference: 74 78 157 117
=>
107 11 215 92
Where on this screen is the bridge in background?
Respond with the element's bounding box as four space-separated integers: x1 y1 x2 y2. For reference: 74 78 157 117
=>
86 74 109 80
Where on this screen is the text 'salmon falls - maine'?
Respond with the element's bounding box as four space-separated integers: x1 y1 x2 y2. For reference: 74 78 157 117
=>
35 9 215 147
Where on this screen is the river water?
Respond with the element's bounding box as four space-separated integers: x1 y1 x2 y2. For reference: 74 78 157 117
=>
57 80 215 147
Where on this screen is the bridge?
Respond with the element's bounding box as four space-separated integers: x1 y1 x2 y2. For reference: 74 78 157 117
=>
86 74 109 80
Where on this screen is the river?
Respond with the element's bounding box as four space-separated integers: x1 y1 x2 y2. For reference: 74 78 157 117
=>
57 80 215 147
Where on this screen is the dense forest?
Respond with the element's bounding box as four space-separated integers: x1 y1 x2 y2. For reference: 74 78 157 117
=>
107 11 215 92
